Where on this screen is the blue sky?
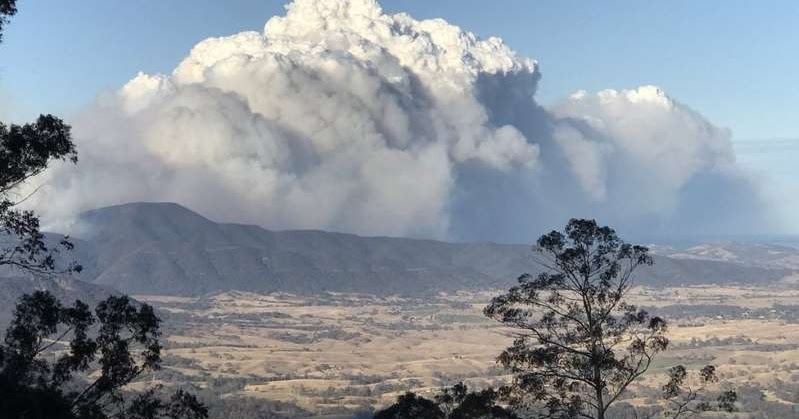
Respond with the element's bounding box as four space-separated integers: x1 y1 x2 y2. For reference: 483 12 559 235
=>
1 0 797 231
2 0 798 141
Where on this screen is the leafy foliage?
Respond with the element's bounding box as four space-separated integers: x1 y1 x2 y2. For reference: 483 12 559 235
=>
0 4 207 418
435 383 519 419
0 1 81 278
0 290 208 419
126 388 208 419
661 365 737 418
484 219 665 419
0 0 16 42
374 383 518 419
0 114 77 192
374 392 444 419
1 0 80 276
0 115 81 275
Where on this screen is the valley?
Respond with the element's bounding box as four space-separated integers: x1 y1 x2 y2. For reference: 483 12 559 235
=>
136 286 799 418
5 203 799 417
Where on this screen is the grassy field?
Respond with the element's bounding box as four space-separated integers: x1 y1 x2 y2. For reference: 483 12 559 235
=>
134 286 799 416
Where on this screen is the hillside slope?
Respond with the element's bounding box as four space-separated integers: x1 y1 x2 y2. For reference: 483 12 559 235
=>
62 202 793 296
72 203 533 295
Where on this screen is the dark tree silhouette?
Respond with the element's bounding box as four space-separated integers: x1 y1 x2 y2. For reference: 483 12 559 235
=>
374 392 444 419
485 219 737 419
0 115 82 275
374 383 517 419
0 1 81 277
484 219 666 419
0 5 206 418
661 365 736 419
435 383 519 419
0 291 208 419
0 0 16 42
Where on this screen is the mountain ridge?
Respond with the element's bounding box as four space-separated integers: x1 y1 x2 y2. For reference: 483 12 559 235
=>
67 202 534 295
21 201 793 296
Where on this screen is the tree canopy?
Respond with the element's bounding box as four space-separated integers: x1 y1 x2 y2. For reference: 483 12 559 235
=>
0 0 81 277
0 290 208 419
484 219 667 419
484 219 737 419
374 383 518 419
0 115 81 275
0 3 206 418
0 0 16 42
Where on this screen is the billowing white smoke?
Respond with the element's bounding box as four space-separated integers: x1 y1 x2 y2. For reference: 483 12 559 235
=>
27 0 772 242
553 87 742 213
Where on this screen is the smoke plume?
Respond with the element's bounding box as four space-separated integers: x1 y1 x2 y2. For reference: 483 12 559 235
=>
26 0 773 242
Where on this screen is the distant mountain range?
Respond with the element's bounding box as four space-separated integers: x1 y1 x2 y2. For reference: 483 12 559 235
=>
66 202 799 295
69 202 535 295
1 202 796 300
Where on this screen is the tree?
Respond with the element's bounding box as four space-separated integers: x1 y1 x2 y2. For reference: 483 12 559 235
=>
374 383 518 419
435 383 519 419
0 290 208 419
374 392 444 419
484 219 666 419
0 6 206 418
485 219 737 419
0 115 82 275
661 365 736 419
0 0 16 43
0 0 81 276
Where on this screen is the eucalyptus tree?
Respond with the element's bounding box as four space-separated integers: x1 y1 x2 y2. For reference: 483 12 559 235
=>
0 290 209 419
0 0 16 42
485 219 667 419
0 3 206 418
485 219 737 419
374 383 518 419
